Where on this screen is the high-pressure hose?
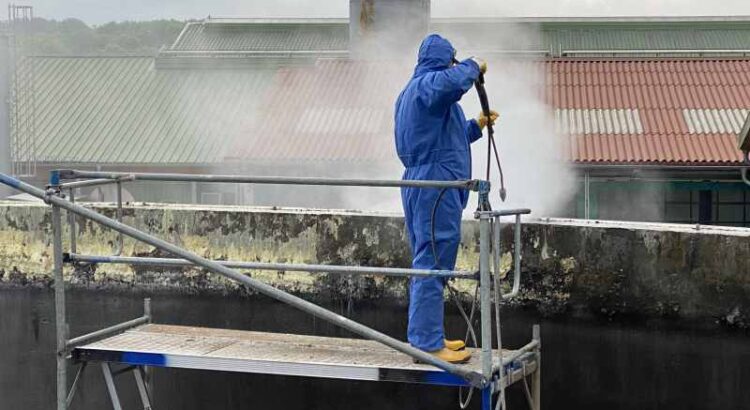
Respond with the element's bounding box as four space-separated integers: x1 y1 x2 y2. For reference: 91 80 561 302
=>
430 187 479 409
426 58 506 409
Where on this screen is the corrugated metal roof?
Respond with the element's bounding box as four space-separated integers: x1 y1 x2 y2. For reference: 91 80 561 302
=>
21 56 750 166
168 18 750 56
436 19 750 55
546 29 750 54
545 59 750 164
228 59 408 162
22 56 274 164
433 16 750 24
171 21 349 52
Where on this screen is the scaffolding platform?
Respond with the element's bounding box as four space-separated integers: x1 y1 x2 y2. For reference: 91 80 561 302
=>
72 324 538 388
0 171 540 409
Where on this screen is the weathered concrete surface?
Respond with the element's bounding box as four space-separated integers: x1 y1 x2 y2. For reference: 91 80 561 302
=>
519 219 750 328
0 202 439 301
1 202 749 327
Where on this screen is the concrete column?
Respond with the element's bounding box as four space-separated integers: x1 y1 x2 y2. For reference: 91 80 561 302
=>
349 0 430 60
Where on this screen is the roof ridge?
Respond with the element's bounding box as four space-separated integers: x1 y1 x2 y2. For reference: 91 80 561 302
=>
433 15 750 23
546 57 750 63
204 17 348 24
196 16 750 24
25 55 155 59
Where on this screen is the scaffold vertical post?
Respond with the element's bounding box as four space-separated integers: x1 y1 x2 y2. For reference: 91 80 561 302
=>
52 198 67 410
114 180 124 255
143 298 154 400
479 213 493 380
68 188 76 254
144 297 152 322
532 324 541 410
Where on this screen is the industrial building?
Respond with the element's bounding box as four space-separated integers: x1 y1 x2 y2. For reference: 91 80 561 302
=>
3 8 750 225
1 5 749 409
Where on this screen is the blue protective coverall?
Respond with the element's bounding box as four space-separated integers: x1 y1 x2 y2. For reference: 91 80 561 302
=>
394 34 482 351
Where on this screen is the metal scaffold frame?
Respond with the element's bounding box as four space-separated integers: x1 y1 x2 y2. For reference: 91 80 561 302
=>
7 4 37 177
0 169 541 410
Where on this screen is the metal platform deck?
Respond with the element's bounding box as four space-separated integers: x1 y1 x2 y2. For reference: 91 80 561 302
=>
73 324 537 388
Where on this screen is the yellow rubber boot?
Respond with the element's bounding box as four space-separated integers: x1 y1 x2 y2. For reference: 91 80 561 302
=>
444 339 466 351
429 347 472 364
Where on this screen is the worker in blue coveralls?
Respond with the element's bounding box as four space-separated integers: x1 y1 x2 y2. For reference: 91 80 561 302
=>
395 34 498 363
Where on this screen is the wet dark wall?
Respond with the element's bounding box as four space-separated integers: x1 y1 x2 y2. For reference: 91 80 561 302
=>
1 287 749 410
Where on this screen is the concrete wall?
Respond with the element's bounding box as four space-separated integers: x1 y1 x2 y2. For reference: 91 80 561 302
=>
1 202 749 327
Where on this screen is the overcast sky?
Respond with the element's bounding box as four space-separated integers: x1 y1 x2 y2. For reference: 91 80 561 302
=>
19 0 750 24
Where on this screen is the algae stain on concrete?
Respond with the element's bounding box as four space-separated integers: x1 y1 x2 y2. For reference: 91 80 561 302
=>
0 204 325 291
4 202 750 326
0 231 49 275
560 257 577 274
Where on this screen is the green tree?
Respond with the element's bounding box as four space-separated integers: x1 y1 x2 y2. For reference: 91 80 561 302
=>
16 18 185 55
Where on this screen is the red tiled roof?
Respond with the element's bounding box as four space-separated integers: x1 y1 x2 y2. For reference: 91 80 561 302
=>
545 60 750 109
572 133 741 164
231 58 750 165
546 59 750 164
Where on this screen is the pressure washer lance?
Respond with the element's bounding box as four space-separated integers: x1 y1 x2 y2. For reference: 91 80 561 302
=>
475 70 506 203
466 64 507 207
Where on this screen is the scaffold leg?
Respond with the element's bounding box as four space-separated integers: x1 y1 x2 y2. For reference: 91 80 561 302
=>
65 363 86 407
101 363 122 410
144 365 154 404
53 204 67 410
532 324 541 410
133 366 153 410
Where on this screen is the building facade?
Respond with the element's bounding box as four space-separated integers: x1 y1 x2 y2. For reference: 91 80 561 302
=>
5 14 750 224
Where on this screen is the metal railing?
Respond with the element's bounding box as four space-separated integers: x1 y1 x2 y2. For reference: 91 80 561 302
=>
65 254 478 279
0 169 538 410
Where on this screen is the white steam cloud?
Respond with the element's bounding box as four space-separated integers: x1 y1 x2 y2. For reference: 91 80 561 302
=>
463 61 576 217
436 22 576 217
217 11 577 218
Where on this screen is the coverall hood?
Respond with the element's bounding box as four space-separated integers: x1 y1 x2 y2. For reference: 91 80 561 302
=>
413 34 455 78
